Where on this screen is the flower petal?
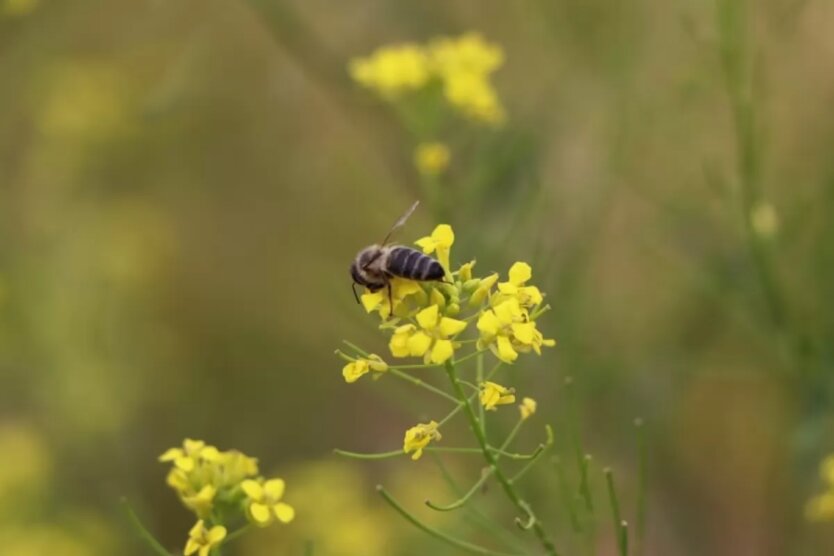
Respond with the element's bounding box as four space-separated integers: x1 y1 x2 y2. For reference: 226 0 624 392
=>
414 237 437 254
264 478 286 500
360 291 383 313
241 479 264 501
407 331 433 356
430 339 454 364
431 224 455 248
416 305 440 329
511 322 536 345
439 317 467 337
274 502 296 523
207 526 227 543
184 539 201 556
496 336 518 363
477 310 501 336
508 262 532 285
249 502 272 525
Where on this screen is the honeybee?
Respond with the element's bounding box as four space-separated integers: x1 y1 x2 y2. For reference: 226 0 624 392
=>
350 201 445 312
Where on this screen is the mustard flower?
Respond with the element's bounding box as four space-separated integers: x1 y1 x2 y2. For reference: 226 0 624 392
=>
494 262 543 309
361 277 427 319
477 298 555 363
468 272 499 307
159 439 220 472
480 381 516 411
342 354 388 383
415 224 454 271
403 421 441 460
349 43 431 99
414 142 451 177
806 492 834 521
388 304 467 364
241 478 296 526
442 73 504 124
184 520 226 556
429 33 504 78
519 397 537 420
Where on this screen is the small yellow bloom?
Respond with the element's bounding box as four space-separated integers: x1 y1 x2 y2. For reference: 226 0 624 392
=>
495 262 543 309
342 354 389 383
184 520 226 556
458 260 476 283
388 304 467 364
442 73 504 124
403 421 441 460
477 298 555 363
159 439 220 472
519 397 537 420
822 455 834 485
415 224 455 271
242 478 296 526
349 43 431 99
806 492 834 521
360 277 426 319
480 381 516 411
430 33 504 78
182 485 216 519
414 142 451 177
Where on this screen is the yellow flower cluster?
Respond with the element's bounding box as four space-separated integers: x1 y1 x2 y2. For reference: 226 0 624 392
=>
807 455 834 521
414 142 451 177
349 32 505 125
160 439 294 552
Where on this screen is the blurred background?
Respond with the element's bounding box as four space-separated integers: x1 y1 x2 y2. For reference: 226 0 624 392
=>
2 0 834 554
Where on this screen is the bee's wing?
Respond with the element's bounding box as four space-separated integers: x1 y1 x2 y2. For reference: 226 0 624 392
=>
381 200 420 245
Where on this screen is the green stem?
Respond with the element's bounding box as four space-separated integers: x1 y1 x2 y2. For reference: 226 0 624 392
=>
634 418 647 556
605 468 628 556
222 524 251 545
377 485 524 556
444 361 560 556
389 368 459 403
120 498 172 556
566 377 594 515
553 457 582 533
508 426 554 485
333 448 403 460
477 352 486 436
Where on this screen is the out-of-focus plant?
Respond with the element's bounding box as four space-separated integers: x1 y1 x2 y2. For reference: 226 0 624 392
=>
124 439 294 555
806 455 834 522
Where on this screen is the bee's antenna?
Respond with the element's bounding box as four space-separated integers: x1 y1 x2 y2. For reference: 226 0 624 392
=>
351 282 361 304
381 200 420 245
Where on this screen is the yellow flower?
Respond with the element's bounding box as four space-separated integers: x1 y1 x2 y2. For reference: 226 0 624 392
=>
159 439 220 473
414 142 451 177
182 485 216 519
403 421 441 460
3 0 39 17
477 298 555 363
242 478 296 526
184 520 226 556
494 262 543 309
360 277 426 319
480 381 516 411
342 354 388 383
430 33 504 78
415 224 455 271
388 304 467 364
458 260 475 283
822 455 834 485
442 73 504 124
750 201 779 239
519 397 537 420
806 492 834 521
468 272 499 307
349 43 431 99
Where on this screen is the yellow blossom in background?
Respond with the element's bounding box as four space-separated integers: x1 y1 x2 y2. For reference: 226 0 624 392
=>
159 438 219 472
242 478 296 526
388 304 467 364
494 262 544 309
477 298 555 363
184 520 226 556
414 142 451 177
807 454 834 521
415 224 455 271
342 354 388 383
403 421 441 460
480 381 516 410
361 277 426 319
519 397 537 420
430 33 505 124
750 201 779 239
349 43 431 99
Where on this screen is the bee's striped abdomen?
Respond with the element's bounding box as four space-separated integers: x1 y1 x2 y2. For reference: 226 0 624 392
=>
387 247 445 282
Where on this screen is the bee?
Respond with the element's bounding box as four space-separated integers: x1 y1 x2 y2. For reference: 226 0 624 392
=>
350 201 445 313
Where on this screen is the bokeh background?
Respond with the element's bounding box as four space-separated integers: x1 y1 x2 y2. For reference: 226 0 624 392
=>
2 0 834 554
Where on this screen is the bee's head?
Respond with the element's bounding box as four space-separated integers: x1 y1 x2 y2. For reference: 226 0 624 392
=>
349 259 367 287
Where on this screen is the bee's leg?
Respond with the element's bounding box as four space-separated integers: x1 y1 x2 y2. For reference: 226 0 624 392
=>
386 281 394 319
351 283 361 304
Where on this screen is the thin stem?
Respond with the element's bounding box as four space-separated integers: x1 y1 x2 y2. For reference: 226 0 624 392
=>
334 448 403 460
566 377 594 515
477 352 486 436
634 418 647 556
120 498 172 556
508 426 554 485
222 525 251 545
430 453 527 552
426 467 494 511
389 368 459 403
553 457 582 533
605 468 628 556
377 485 524 556
444 361 560 556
